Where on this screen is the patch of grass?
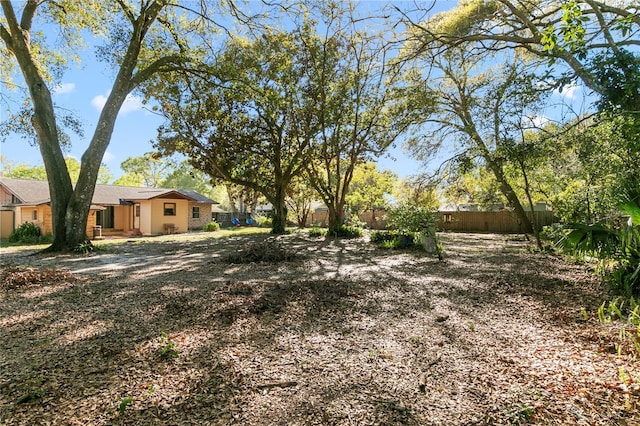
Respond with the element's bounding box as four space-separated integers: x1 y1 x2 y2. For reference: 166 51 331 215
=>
595 297 640 357
502 403 535 423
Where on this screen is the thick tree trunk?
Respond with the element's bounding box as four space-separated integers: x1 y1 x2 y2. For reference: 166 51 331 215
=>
327 201 346 231
271 185 288 234
65 87 130 248
2 0 167 252
1 3 74 251
31 82 74 252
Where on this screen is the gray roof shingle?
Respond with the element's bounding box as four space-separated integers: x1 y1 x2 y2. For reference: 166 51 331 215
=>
0 178 219 206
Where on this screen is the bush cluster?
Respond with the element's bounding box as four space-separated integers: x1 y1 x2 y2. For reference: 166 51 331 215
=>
250 213 272 228
308 226 326 237
386 204 436 234
327 225 364 239
203 221 220 232
370 230 418 249
9 222 47 244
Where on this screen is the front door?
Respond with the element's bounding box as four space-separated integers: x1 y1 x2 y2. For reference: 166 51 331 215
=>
134 204 140 229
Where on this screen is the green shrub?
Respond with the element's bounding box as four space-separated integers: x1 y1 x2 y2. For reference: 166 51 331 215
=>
328 225 364 239
370 230 396 244
556 197 640 296
203 221 220 232
308 226 326 237
371 230 417 249
386 204 436 234
540 223 565 244
9 222 42 243
254 214 272 228
347 215 366 229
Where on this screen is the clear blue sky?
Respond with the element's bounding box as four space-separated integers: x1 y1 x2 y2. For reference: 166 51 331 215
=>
0 0 590 181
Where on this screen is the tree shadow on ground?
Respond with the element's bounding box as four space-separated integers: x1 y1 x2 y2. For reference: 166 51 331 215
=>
0 232 630 425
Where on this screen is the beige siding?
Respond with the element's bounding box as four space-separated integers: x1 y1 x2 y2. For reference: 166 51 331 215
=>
139 202 152 235
0 186 13 205
86 209 99 238
0 210 14 239
149 199 189 235
18 205 52 235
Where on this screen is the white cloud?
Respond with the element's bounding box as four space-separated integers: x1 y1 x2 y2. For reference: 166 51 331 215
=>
120 94 144 114
53 82 75 95
91 93 144 115
91 94 108 111
102 151 115 163
553 83 580 100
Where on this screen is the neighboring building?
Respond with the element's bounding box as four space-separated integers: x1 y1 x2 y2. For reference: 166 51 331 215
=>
0 178 218 239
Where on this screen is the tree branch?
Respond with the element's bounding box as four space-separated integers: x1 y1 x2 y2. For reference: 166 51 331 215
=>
19 0 38 32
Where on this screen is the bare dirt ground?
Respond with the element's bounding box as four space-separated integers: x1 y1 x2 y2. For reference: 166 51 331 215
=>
1 231 638 425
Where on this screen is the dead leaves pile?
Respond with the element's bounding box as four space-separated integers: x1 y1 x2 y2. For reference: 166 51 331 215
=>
1 266 78 290
220 240 299 264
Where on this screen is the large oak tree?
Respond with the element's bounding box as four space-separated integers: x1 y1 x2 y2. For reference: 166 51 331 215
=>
155 27 320 234
0 0 244 251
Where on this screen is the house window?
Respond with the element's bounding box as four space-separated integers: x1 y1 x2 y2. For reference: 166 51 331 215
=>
135 205 140 217
32 210 38 221
443 213 453 223
192 206 200 219
11 195 21 204
164 203 176 216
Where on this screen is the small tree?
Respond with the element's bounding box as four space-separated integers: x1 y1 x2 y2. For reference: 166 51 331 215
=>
385 203 441 257
346 163 397 225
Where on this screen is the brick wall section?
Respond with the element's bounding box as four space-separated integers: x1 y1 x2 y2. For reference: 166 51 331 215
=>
188 203 212 230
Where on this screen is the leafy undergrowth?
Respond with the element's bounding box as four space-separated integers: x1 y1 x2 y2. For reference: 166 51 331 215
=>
0 232 638 425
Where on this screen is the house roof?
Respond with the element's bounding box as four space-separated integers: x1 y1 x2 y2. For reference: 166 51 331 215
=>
176 189 219 205
0 178 219 206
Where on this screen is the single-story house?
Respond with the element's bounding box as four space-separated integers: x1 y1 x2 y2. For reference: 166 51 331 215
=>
0 178 219 239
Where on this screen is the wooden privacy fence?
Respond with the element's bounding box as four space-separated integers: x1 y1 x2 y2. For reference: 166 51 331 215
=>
437 210 557 233
213 209 556 234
